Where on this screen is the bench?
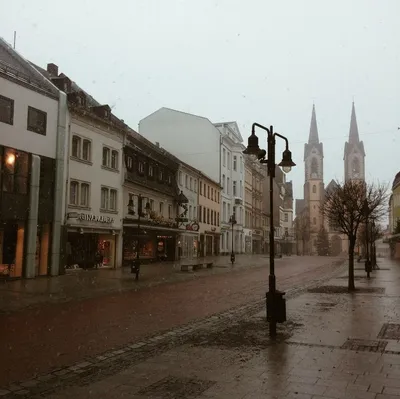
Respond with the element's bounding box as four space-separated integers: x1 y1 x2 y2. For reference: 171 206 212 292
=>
180 261 213 272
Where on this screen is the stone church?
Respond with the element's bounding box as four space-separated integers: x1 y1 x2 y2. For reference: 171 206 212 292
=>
295 103 365 255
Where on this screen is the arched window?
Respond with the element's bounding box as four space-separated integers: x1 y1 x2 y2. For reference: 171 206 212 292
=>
310 157 318 178
312 185 316 193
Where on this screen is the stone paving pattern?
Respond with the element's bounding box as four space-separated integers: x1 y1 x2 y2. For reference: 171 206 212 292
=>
0 256 343 387
3 257 400 398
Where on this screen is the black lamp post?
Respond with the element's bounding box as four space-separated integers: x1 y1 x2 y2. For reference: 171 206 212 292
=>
363 199 371 279
243 123 295 337
229 213 237 264
128 194 151 280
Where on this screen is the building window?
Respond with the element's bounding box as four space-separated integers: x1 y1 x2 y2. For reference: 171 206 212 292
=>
69 180 90 207
217 192 220 203
233 156 237 171
159 169 163 181
189 205 192 220
223 148 226 166
211 188 214 201
179 171 183 185
284 213 288 222
138 161 144 174
193 206 196 220
199 181 202 195
126 156 133 169
102 147 110 167
80 183 90 207
190 177 193 190
0 95 14 125
185 174 188 188
72 136 81 158
111 150 119 169
82 140 91 161
2 148 29 194
27 106 47 135
168 174 172 184
149 199 154 210
227 152 231 169
149 165 154 177
240 156 243 173
159 202 164 215
217 212 220 225
194 180 197 193
312 185 316 193
207 185 210 199
233 181 237 196
101 187 118 211
227 178 230 195
207 209 210 224
203 207 206 223
198 206 202 222
211 210 214 225
168 204 172 218
222 174 226 192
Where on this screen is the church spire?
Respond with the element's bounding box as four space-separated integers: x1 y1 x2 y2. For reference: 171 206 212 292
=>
348 102 360 143
308 104 319 144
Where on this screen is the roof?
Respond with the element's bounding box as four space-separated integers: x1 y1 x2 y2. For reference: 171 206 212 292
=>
214 121 244 142
304 104 323 160
393 171 400 190
0 37 58 97
344 102 365 158
325 179 338 195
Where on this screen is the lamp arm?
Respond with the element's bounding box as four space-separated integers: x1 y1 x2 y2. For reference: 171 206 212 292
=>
252 123 271 135
274 132 289 150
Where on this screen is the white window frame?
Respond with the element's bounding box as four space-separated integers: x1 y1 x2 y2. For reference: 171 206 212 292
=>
100 186 118 212
69 179 90 208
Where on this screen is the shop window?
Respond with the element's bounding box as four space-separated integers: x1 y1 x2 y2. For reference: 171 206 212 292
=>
2 148 29 194
0 95 14 125
111 150 119 170
27 106 47 135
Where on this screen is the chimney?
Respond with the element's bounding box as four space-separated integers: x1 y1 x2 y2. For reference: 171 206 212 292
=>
47 63 58 77
155 142 160 147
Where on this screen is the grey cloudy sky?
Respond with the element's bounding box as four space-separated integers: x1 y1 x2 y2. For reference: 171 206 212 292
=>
1 0 399 202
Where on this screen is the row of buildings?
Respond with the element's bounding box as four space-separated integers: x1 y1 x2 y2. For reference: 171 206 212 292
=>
0 38 294 279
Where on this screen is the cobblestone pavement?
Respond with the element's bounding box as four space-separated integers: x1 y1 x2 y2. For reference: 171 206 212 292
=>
0 256 344 390
1 257 400 399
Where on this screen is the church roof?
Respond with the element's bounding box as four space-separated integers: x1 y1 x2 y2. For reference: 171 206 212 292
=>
325 179 338 195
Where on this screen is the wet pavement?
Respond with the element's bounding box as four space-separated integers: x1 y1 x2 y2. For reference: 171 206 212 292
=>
1 257 399 399
0 255 344 389
0 254 276 313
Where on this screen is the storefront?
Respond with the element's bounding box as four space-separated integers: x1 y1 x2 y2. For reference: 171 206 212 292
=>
123 222 180 264
178 222 200 259
66 212 121 269
203 229 220 256
252 229 263 254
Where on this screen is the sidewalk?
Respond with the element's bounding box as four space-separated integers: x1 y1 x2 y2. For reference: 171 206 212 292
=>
0 254 274 313
11 256 399 399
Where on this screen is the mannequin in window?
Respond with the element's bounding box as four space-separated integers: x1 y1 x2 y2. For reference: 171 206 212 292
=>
310 158 318 179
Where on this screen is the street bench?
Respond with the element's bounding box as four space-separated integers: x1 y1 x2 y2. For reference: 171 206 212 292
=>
180 261 214 272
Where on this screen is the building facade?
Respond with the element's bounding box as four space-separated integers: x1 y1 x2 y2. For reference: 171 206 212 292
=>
122 131 184 264
198 174 221 256
0 39 67 279
37 63 127 270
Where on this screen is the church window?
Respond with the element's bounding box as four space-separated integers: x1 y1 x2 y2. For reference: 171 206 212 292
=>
352 158 360 176
312 185 316 193
310 158 318 178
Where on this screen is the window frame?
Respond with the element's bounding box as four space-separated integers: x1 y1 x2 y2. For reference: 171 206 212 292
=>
27 106 47 135
69 179 91 208
0 94 14 125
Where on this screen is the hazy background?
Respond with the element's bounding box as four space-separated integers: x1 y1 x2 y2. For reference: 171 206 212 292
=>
1 0 399 204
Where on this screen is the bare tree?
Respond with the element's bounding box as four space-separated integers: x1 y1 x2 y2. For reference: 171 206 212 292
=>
321 180 387 291
295 212 310 255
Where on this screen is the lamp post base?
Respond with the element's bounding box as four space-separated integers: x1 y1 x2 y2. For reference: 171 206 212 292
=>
230 252 235 264
266 290 287 338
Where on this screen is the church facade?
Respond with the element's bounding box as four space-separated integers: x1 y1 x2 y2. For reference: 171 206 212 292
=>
295 103 366 256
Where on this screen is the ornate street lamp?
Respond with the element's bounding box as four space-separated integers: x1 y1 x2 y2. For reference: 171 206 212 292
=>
243 123 295 337
127 194 150 280
229 213 237 264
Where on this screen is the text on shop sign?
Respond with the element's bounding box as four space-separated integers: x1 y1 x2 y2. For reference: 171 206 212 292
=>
78 213 114 224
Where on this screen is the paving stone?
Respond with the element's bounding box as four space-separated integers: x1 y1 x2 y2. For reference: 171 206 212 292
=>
14 389 29 395
0 390 10 397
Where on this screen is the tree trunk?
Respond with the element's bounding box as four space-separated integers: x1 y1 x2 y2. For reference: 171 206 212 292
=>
348 238 356 291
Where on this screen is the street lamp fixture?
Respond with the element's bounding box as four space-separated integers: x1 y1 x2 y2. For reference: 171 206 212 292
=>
229 213 237 264
127 194 151 280
243 123 296 337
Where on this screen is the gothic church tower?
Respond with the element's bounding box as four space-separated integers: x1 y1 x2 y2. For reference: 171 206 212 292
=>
344 103 365 182
304 105 324 254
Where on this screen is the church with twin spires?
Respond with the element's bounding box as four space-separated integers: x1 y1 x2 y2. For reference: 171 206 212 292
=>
295 103 366 255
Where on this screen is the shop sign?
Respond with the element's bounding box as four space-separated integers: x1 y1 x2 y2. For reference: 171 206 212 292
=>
186 222 199 232
78 213 114 224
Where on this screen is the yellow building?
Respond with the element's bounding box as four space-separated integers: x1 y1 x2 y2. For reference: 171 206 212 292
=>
198 173 221 256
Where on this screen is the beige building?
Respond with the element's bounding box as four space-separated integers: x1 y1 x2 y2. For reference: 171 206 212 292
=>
198 174 221 256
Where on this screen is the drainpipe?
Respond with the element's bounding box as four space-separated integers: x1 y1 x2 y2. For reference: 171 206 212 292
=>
25 155 41 278
50 91 68 276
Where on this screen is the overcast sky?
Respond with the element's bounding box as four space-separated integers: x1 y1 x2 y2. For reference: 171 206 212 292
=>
1 0 399 203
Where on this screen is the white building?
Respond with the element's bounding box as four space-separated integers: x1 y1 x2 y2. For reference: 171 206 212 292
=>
138 108 245 255
0 38 67 279
36 63 127 269
214 122 245 255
